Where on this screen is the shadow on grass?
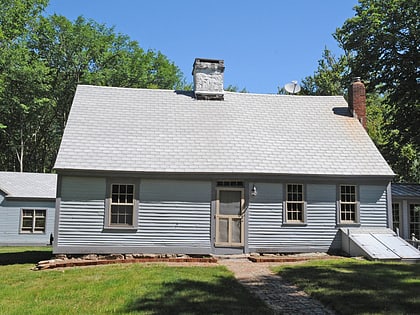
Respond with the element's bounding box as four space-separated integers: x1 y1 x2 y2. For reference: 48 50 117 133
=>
121 276 272 315
0 250 53 265
275 260 420 315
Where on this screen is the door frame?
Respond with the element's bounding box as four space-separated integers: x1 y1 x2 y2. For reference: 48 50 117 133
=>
214 187 245 247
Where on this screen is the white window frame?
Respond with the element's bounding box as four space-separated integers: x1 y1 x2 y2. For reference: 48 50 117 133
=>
337 184 360 224
20 209 46 234
284 183 307 224
104 180 139 230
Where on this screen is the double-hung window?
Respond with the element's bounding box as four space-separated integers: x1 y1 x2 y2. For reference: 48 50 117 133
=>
339 185 359 224
285 184 306 224
21 209 46 233
109 183 135 227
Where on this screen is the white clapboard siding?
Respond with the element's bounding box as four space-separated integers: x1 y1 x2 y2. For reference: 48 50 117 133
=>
0 198 55 245
360 185 388 227
57 178 211 249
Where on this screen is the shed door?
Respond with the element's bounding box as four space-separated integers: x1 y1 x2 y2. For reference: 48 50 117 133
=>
215 188 244 247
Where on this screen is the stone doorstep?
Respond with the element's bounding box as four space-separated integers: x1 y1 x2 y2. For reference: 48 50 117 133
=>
34 257 218 270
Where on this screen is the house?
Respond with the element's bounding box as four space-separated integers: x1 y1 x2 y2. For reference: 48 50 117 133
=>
53 58 396 255
391 183 420 242
0 172 57 246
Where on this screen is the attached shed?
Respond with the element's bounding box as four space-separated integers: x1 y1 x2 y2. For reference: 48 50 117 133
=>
53 58 395 255
0 172 57 246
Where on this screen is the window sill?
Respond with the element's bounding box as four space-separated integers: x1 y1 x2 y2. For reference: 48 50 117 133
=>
336 223 361 228
19 231 46 234
282 222 307 227
102 226 138 233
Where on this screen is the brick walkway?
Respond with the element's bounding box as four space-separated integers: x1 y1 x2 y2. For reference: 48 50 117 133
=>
219 258 335 315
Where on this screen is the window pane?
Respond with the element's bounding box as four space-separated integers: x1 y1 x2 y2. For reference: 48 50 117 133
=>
22 218 33 229
23 209 33 217
392 203 400 231
341 203 356 221
219 191 241 215
232 219 241 243
35 217 45 227
218 218 228 243
35 210 45 217
409 204 420 239
287 203 303 221
111 204 133 225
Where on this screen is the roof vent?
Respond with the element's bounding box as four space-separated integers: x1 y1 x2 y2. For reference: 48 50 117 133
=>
192 58 224 100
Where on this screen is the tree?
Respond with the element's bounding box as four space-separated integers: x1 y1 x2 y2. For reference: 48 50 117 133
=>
0 0 51 172
300 48 349 96
334 0 420 181
225 85 248 93
0 3 186 172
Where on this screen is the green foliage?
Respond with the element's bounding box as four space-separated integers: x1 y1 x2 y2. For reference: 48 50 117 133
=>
0 0 48 42
335 0 420 181
273 259 420 315
225 84 248 93
0 2 185 172
300 48 349 96
303 0 419 181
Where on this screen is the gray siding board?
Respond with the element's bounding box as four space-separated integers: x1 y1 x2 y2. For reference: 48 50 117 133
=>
360 185 387 227
56 177 211 251
56 176 389 254
249 184 342 252
248 183 283 248
0 198 55 245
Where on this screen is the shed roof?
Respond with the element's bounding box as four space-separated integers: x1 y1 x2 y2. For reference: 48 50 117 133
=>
54 85 394 177
0 172 57 199
392 183 420 198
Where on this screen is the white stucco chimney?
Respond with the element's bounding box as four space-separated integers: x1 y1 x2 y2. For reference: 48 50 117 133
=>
192 58 225 100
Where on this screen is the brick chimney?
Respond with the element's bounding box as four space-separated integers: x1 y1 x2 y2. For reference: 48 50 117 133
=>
348 77 367 129
192 58 224 100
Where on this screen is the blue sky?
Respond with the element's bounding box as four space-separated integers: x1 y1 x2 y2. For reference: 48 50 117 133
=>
45 0 359 94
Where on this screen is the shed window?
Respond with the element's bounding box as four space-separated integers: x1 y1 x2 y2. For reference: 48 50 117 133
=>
21 209 46 233
285 184 305 223
339 185 358 223
110 184 134 226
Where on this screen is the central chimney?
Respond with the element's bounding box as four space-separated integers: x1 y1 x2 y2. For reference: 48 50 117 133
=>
192 58 224 100
348 77 367 129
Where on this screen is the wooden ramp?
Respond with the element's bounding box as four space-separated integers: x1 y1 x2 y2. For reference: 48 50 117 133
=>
341 228 420 261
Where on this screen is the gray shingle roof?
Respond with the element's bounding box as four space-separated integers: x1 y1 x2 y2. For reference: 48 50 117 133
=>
392 183 420 198
54 85 394 177
0 172 57 199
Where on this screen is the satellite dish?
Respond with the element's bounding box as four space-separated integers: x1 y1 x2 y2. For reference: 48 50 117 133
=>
284 80 301 94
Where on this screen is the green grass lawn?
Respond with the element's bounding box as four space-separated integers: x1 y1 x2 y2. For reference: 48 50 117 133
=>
0 247 271 315
272 258 420 315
